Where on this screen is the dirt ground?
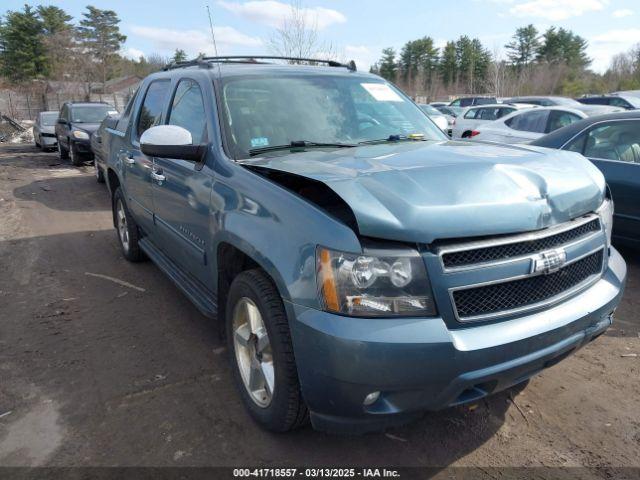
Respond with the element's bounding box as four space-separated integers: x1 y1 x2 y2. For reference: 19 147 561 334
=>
0 143 638 477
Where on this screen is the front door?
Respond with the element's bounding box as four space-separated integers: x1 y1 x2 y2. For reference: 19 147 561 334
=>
151 78 214 287
123 79 172 234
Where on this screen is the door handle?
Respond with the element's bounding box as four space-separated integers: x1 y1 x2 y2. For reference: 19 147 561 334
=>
124 155 135 165
151 170 166 183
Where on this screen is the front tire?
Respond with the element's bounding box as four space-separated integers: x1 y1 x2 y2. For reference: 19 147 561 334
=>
69 142 82 166
226 270 308 432
113 187 144 262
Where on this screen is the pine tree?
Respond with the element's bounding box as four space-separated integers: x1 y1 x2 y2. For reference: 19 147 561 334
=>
439 41 457 87
0 5 48 82
77 6 127 87
505 24 540 69
37 6 73 35
172 49 187 63
378 48 397 81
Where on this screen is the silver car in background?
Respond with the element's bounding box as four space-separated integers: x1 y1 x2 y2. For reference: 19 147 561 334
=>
472 106 588 144
452 103 534 139
505 96 623 116
417 104 449 132
33 111 59 150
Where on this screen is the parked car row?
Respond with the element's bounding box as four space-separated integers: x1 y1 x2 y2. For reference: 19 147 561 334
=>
32 102 119 167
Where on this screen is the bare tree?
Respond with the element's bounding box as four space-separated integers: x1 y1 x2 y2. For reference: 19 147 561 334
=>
268 0 337 61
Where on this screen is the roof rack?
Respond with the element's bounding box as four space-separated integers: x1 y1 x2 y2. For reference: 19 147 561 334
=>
163 56 357 72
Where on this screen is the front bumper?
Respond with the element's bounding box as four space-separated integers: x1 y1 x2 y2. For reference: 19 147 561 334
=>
287 247 626 433
71 138 93 155
41 134 57 146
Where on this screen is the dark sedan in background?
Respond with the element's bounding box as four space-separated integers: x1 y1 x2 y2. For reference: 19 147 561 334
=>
55 101 116 166
532 111 640 248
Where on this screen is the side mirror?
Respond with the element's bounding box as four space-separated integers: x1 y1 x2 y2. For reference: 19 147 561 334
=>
56 118 66 125
140 125 205 162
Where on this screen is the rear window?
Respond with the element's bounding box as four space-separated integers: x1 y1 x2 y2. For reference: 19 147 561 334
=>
40 112 58 126
505 110 549 133
136 80 171 140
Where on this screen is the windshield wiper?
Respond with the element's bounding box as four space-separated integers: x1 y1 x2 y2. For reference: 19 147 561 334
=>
248 140 356 157
358 134 426 145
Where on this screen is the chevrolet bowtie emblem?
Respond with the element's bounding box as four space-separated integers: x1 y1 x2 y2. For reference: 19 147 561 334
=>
531 248 567 274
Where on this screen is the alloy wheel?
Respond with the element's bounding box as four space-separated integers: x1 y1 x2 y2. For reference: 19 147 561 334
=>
116 199 130 252
232 297 275 408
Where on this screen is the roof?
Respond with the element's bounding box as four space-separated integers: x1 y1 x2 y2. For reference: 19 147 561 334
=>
64 102 111 107
153 61 374 80
531 110 640 148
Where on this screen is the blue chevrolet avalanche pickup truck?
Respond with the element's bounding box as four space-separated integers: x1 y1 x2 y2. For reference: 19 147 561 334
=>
101 56 627 433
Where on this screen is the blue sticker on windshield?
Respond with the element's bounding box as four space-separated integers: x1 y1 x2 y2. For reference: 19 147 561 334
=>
251 137 269 147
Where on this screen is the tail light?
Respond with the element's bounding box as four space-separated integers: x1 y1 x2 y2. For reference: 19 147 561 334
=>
470 130 480 137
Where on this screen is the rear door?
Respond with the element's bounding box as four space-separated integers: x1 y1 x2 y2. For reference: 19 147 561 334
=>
123 79 172 234
567 120 640 244
151 78 215 287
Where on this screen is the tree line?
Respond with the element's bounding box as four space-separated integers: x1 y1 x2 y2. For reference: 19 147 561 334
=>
0 4 183 95
371 24 639 100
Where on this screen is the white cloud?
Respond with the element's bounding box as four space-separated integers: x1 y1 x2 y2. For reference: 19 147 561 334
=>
129 25 262 56
217 1 346 30
343 45 377 71
122 47 145 60
589 28 640 72
612 8 634 18
509 0 608 21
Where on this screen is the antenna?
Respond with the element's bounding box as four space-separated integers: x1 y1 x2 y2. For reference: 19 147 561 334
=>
206 5 223 79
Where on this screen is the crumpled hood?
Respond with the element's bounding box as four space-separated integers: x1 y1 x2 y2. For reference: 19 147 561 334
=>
246 140 606 243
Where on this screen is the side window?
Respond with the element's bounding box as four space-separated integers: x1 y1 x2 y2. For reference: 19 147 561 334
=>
505 110 549 133
167 79 207 144
449 99 461 107
459 98 473 107
136 80 171 140
464 109 478 119
60 106 68 121
116 89 138 133
546 110 582 133
497 108 515 118
583 121 640 163
565 134 586 153
609 98 631 109
478 107 499 120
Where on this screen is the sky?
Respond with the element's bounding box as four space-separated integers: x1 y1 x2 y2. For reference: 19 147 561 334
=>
2 0 640 73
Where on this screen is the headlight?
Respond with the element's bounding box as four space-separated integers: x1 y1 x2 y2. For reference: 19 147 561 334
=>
317 246 437 317
597 196 614 248
72 130 89 140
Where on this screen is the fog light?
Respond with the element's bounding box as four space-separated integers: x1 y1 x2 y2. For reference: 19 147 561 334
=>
363 391 380 406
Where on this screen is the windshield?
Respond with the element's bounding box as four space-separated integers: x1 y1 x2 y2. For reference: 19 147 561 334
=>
219 75 446 159
70 105 113 123
623 96 640 108
553 97 581 106
41 112 59 126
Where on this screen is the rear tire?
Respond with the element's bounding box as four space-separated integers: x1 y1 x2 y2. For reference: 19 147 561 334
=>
57 139 69 159
226 269 309 432
113 187 144 262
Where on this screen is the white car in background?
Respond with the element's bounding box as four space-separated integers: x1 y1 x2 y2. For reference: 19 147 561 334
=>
417 104 449 131
471 107 588 144
452 103 533 139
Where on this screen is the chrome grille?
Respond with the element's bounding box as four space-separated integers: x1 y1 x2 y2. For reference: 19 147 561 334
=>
452 249 604 321
441 218 600 270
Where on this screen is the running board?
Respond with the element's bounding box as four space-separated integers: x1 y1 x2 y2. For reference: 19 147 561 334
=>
139 238 218 318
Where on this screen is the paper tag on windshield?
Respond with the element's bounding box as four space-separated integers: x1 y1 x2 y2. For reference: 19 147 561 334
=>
361 83 403 102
